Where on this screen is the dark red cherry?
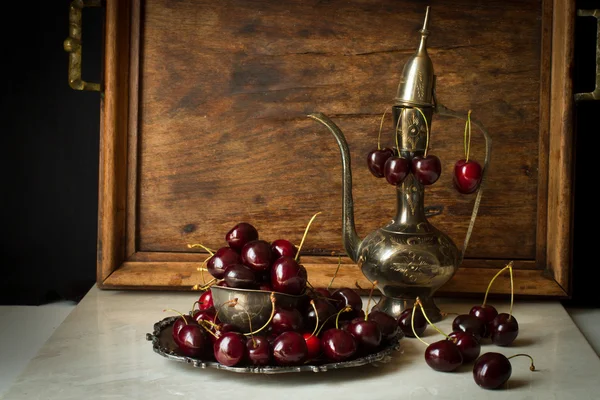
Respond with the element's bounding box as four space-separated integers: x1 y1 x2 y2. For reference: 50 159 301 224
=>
473 352 512 389
424 339 463 372
453 159 483 194
412 154 441 185
448 331 481 363
330 288 363 319
452 314 486 341
346 319 382 350
213 332 246 367
469 305 498 338
192 307 217 325
321 328 357 362
306 298 337 331
490 313 519 346
368 310 400 342
384 156 410 185
367 148 395 178
172 316 197 347
303 332 321 360
271 307 304 334
271 256 307 295
241 240 273 272
225 222 259 252
206 247 242 279
397 307 427 338
216 280 229 287
272 331 308 366
223 264 257 289
177 324 207 357
246 336 271 366
198 290 213 310
271 239 298 259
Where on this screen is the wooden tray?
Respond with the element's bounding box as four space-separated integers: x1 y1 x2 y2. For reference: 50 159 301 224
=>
92 0 575 297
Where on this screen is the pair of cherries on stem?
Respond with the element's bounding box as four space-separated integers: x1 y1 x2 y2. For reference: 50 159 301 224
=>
453 110 483 194
367 108 441 186
467 261 520 346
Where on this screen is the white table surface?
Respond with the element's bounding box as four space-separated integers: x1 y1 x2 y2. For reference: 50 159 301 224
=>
2 286 599 400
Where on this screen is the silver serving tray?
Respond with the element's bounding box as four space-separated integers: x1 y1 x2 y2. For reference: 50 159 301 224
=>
146 316 403 374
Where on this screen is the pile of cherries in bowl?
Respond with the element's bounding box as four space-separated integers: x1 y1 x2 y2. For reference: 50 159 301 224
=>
169 222 402 368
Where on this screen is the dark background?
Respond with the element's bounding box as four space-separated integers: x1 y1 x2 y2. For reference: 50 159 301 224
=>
1 1 597 306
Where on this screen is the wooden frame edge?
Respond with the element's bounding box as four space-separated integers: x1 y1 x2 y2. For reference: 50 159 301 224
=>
101 261 567 297
546 0 575 295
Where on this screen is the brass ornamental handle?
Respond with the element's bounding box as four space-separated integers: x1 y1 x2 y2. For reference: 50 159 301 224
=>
433 96 492 265
575 9 600 102
63 0 102 91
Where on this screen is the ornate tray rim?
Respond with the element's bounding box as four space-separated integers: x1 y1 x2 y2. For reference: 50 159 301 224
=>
146 316 403 374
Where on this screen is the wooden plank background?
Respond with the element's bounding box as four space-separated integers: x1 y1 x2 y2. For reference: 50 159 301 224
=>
135 0 543 262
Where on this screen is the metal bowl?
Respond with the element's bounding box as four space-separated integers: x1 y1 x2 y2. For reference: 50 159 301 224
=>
146 315 403 374
210 286 309 333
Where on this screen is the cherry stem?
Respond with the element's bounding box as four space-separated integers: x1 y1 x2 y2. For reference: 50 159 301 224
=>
307 300 319 339
377 109 388 150
394 110 402 155
163 308 188 325
191 301 200 314
364 280 378 320
197 320 219 338
411 304 429 346
414 107 430 157
295 211 322 261
187 243 215 256
335 306 352 329
464 110 472 162
416 298 451 340
354 281 364 291
196 257 210 285
244 292 276 338
327 256 341 290
315 306 350 337
482 261 514 307
507 354 536 371
194 278 217 291
508 263 514 321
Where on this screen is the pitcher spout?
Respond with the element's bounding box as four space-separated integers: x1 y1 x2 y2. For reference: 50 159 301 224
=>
307 113 361 261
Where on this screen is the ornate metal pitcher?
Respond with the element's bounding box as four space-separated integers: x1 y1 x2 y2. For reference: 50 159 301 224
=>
308 7 491 321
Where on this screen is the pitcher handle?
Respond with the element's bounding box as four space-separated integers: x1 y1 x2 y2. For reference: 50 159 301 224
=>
433 98 492 265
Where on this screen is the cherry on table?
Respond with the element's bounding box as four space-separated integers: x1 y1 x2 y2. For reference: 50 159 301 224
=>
452 314 487 341
223 264 257 289
473 352 535 389
448 331 481 363
454 159 483 194
424 339 463 372
226 222 259 252
271 256 307 295
192 307 217 325
367 147 395 178
241 240 273 272
397 307 427 338
312 288 332 299
213 332 247 367
172 316 197 347
305 298 336 332
412 154 441 185
384 156 410 185
207 247 242 279
469 305 498 338
490 313 519 346
321 328 357 362
271 239 297 259
272 331 308 366
246 336 271 366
